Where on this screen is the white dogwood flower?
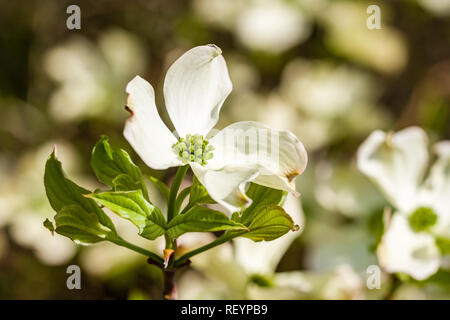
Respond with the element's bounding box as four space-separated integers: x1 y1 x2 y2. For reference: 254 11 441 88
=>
123 45 307 212
377 214 440 280
357 127 449 280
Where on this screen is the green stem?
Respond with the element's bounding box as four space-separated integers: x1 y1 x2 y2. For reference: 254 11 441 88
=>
174 187 191 216
164 234 174 250
110 236 164 266
167 165 189 222
173 230 248 267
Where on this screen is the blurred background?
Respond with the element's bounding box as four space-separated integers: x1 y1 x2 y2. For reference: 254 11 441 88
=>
0 0 449 299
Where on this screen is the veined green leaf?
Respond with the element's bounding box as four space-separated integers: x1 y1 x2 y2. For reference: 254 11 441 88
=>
44 150 116 233
140 220 166 240
54 205 114 245
91 136 148 198
166 205 246 238
87 190 166 240
112 174 141 192
232 183 287 225
241 205 297 242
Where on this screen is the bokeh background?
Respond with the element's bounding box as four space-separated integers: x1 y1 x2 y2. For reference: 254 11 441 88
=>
0 0 449 299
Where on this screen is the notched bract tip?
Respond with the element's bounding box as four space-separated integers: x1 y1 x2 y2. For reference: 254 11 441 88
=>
207 44 222 57
124 104 134 116
285 169 302 182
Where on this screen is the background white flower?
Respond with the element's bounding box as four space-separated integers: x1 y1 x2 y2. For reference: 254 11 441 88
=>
377 214 440 280
357 127 449 280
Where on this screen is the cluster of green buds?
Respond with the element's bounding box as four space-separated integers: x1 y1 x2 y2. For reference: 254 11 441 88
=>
409 206 438 232
172 134 214 165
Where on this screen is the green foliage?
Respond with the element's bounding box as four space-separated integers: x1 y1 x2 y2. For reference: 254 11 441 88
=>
54 204 115 245
189 175 215 205
91 136 148 199
86 190 166 240
174 187 191 215
240 205 297 242
232 183 286 225
229 184 296 242
166 205 246 238
44 150 116 233
148 176 170 202
175 175 216 215
44 148 163 262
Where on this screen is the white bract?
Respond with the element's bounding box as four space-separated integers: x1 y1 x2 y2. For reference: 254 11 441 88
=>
123 45 307 212
357 127 449 280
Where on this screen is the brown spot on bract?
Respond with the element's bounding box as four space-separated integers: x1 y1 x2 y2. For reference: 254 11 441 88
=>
285 169 302 182
124 105 134 116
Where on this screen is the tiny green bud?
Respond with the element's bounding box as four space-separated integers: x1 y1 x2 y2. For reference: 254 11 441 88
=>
194 157 203 164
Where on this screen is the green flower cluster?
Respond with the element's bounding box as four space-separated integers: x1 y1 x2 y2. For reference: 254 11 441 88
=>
409 206 437 232
172 134 214 165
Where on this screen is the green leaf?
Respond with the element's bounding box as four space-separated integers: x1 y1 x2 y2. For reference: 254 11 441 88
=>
86 190 166 240
178 176 215 215
232 183 286 225
112 174 141 192
140 219 166 240
91 136 148 198
240 205 297 242
167 165 189 221
54 205 115 245
43 218 55 235
189 176 215 205
148 176 170 203
166 205 246 238
44 150 116 233
174 187 191 216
